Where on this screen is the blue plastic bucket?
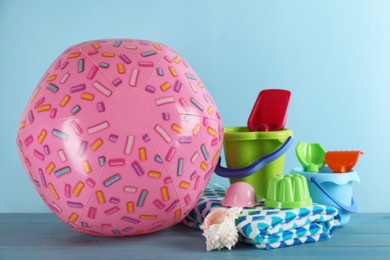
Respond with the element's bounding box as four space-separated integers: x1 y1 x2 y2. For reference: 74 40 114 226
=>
291 167 360 226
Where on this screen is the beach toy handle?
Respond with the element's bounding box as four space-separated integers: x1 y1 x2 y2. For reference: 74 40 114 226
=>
214 136 293 178
310 176 358 213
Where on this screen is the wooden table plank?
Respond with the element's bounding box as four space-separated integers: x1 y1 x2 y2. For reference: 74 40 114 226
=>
0 213 389 259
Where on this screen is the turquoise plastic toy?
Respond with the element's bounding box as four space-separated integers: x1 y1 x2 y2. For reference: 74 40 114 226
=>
291 167 360 226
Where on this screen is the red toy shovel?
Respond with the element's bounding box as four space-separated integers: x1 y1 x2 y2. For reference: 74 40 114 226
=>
247 89 291 132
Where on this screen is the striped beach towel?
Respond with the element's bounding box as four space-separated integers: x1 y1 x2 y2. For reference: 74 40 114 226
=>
182 184 341 250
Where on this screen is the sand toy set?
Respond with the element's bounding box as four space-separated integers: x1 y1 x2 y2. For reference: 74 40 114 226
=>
183 89 362 250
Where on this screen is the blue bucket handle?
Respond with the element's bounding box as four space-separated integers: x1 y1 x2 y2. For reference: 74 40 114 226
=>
310 176 358 213
214 136 293 178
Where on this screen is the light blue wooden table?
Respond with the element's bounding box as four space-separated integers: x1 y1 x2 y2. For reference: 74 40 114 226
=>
0 213 388 259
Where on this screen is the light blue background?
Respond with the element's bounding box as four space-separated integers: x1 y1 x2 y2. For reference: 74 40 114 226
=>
0 0 388 213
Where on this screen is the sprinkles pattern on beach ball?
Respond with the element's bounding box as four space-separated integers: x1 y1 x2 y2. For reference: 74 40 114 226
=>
16 39 223 236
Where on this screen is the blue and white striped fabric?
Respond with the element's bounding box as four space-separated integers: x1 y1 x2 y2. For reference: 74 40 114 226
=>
182 184 341 250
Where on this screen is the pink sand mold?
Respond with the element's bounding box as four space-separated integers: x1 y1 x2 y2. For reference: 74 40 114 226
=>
222 182 257 208
17 39 223 236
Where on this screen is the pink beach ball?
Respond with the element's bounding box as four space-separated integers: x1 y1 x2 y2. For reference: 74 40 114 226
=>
16 39 223 236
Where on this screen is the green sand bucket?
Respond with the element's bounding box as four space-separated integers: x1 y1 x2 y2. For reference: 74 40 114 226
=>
215 127 293 198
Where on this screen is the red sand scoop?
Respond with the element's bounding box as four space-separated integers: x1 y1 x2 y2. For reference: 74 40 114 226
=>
325 151 363 173
247 89 291 132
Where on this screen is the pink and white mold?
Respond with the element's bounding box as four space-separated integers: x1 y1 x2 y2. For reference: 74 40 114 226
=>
16 39 223 236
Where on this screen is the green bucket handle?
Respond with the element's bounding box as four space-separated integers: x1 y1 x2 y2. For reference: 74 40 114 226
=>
215 136 293 178
311 176 358 213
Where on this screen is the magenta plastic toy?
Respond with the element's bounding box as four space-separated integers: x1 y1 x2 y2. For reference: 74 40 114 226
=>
222 182 257 208
16 39 223 236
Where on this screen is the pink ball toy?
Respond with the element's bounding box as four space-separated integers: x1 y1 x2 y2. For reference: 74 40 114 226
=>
16 39 223 236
